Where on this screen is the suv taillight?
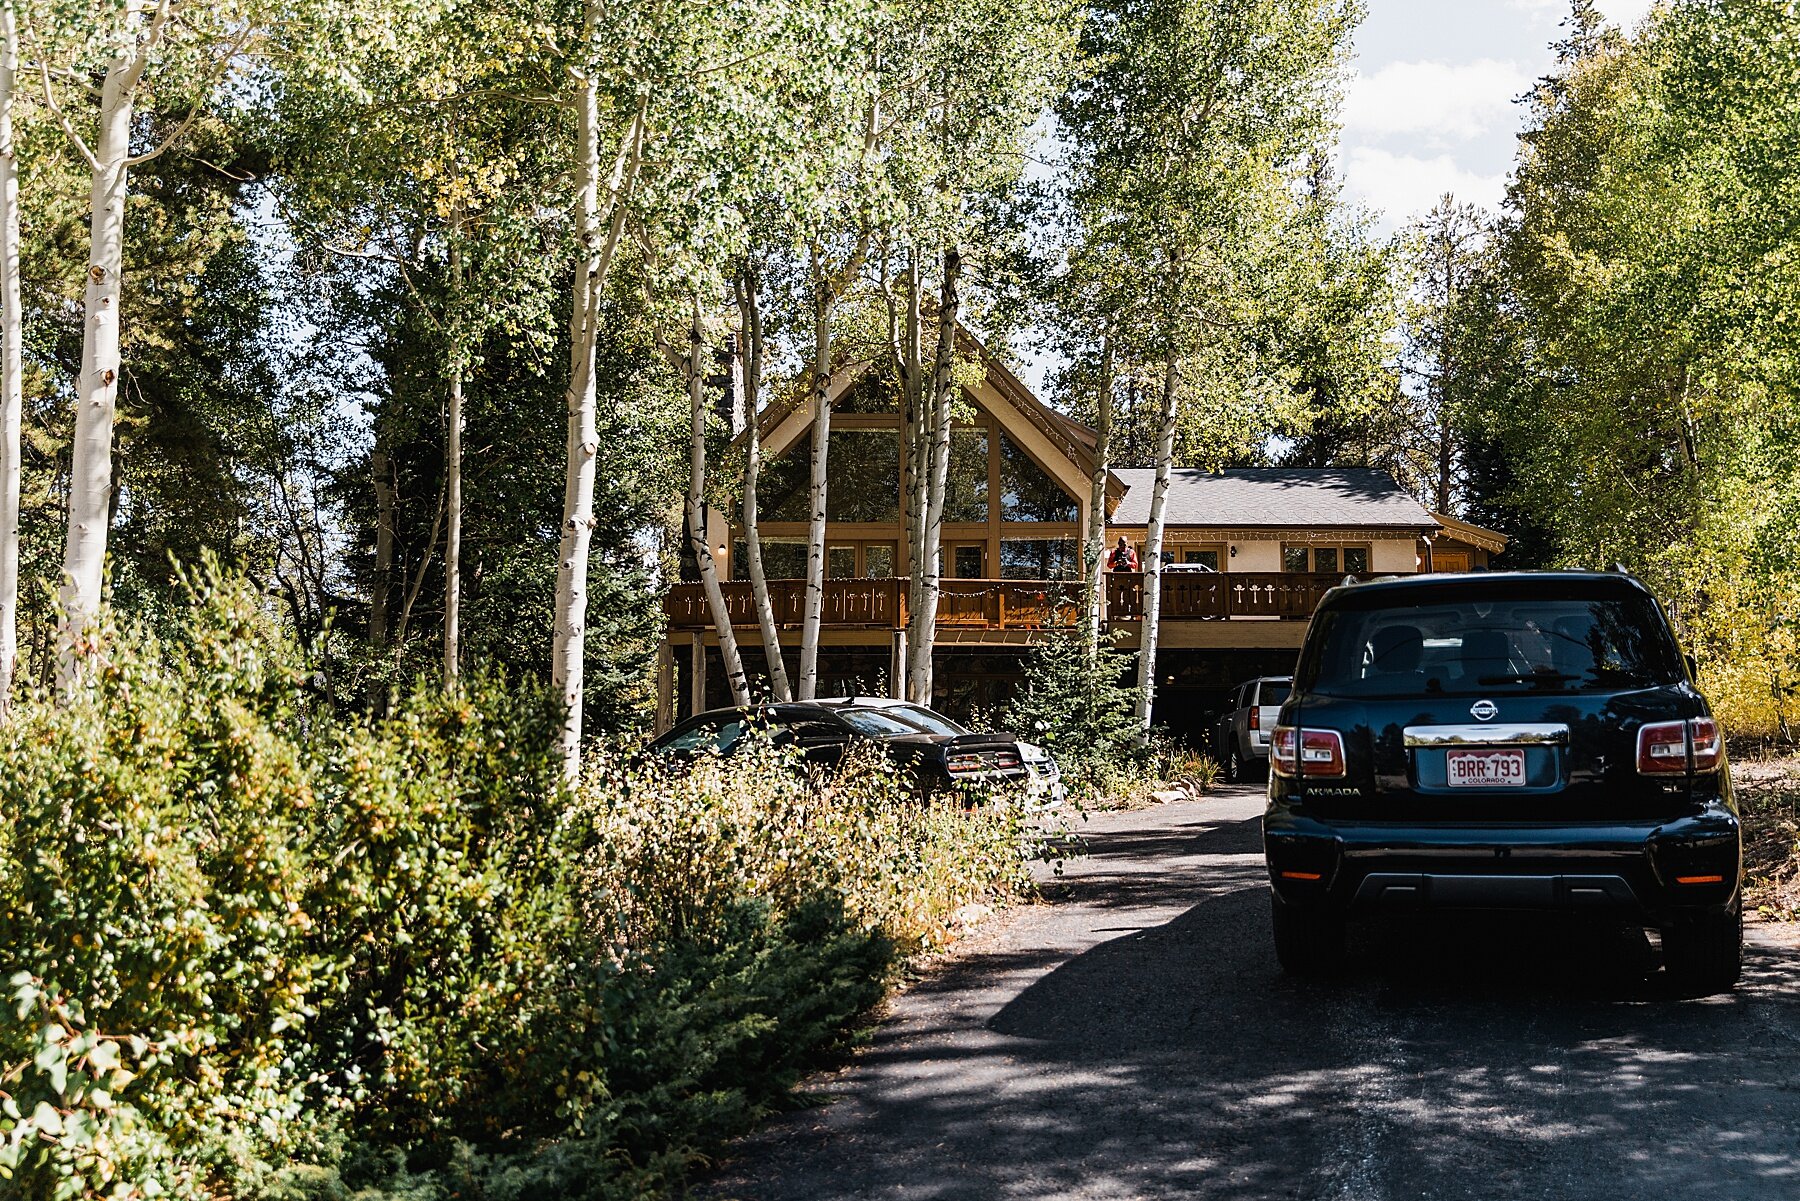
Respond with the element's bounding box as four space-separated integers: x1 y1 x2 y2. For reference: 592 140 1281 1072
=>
1271 726 1346 779
1637 718 1723 775
1248 706 1260 730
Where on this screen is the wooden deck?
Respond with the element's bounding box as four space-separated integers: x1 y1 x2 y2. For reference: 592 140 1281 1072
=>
663 571 1355 631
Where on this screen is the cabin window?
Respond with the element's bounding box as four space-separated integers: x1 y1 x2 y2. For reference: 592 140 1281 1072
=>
999 434 1077 523
757 453 811 522
837 374 900 413
952 544 986 578
827 545 856 578
1181 547 1222 570
735 536 808 579
943 428 989 522
828 430 900 521
1000 538 1079 581
758 429 900 522
1283 544 1372 573
864 544 895 577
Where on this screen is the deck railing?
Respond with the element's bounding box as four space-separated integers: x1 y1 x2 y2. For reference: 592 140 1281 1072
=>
664 570 1360 631
1103 571 1349 620
662 577 906 629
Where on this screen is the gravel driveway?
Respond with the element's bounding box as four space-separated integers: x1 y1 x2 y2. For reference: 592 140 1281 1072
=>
702 785 1800 1200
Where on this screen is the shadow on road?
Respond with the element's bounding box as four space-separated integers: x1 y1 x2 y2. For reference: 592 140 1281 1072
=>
710 805 1800 1200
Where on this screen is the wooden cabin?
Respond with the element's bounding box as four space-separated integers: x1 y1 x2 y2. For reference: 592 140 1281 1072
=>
660 338 1508 739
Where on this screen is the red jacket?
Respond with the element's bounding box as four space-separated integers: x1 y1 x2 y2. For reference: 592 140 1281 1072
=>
1107 546 1139 571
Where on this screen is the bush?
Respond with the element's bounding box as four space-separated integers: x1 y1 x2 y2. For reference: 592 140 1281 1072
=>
1004 622 1155 801
0 574 1037 1200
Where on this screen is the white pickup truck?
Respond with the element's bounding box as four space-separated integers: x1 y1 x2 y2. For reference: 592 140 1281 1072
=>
1213 676 1292 783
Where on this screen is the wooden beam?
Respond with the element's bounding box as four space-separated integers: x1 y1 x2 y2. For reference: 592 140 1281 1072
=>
655 640 675 733
689 633 706 717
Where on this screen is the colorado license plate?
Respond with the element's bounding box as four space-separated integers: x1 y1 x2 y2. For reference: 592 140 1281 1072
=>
1446 748 1527 787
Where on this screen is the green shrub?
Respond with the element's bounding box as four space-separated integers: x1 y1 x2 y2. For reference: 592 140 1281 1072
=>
0 581 332 1199
1004 622 1153 800
0 572 1037 1200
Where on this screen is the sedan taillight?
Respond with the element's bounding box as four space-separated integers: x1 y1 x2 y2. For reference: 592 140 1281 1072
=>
1271 726 1346 779
1637 718 1723 775
946 753 982 775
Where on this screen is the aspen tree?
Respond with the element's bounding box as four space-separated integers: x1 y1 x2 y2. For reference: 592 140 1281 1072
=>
35 0 254 694
0 0 20 716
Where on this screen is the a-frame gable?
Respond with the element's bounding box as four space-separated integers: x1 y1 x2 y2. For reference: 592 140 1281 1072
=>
750 330 1124 516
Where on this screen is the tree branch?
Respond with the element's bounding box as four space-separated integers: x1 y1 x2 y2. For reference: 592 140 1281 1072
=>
38 63 98 169
126 23 252 166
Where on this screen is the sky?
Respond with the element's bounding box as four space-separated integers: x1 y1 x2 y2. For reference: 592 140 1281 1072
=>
1011 1 1661 393
1339 0 1657 231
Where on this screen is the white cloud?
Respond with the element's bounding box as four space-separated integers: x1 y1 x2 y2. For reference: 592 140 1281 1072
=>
1507 0 1565 21
1338 146 1507 226
1511 0 1656 31
1596 0 1656 29
1342 58 1533 144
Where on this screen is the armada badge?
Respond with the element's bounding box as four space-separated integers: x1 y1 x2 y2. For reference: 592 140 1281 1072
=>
1470 699 1499 721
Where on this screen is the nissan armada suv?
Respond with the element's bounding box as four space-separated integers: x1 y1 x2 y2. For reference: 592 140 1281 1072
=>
1263 571 1742 992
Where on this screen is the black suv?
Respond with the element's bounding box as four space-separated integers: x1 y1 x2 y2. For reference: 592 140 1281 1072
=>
1263 571 1742 991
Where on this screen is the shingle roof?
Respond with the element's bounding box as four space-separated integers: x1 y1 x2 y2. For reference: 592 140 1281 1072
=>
1108 467 1438 529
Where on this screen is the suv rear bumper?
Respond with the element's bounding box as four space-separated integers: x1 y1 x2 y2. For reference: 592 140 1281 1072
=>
1263 802 1741 922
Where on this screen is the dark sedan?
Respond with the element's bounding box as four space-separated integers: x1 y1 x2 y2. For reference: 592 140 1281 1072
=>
647 697 1029 793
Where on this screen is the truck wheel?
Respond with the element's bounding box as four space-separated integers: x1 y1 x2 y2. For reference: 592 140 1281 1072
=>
1271 890 1346 976
1662 906 1741 994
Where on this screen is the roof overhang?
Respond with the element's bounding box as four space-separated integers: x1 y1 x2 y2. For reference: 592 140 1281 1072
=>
1429 511 1510 555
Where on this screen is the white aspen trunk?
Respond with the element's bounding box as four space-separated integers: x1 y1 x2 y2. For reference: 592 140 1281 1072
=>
552 78 604 778
551 64 641 778
57 26 146 696
899 258 929 702
1083 325 1115 649
1134 352 1179 737
443 366 462 687
796 260 832 700
685 299 750 708
908 246 960 705
734 269 790 701
443 218 464 688
0 0 21 717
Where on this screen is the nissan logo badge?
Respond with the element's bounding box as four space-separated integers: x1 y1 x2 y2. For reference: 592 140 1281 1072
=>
1470 699 1499 721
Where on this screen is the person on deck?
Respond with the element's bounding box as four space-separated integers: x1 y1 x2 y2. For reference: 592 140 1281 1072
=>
1107 536 1140 572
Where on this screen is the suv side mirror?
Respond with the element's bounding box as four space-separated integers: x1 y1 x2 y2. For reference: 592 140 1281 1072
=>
1685 652 1699 681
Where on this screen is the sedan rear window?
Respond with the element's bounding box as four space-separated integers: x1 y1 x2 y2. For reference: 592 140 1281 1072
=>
888 705 968 736
1298 597 1683 698
659 716 754 753
835 709 929 737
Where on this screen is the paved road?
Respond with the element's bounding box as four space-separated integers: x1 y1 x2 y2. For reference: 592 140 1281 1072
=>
703 786 1800 1200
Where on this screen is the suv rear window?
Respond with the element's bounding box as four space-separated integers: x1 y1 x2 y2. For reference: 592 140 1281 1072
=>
1297 597 1682 698
1257 681 1291 706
